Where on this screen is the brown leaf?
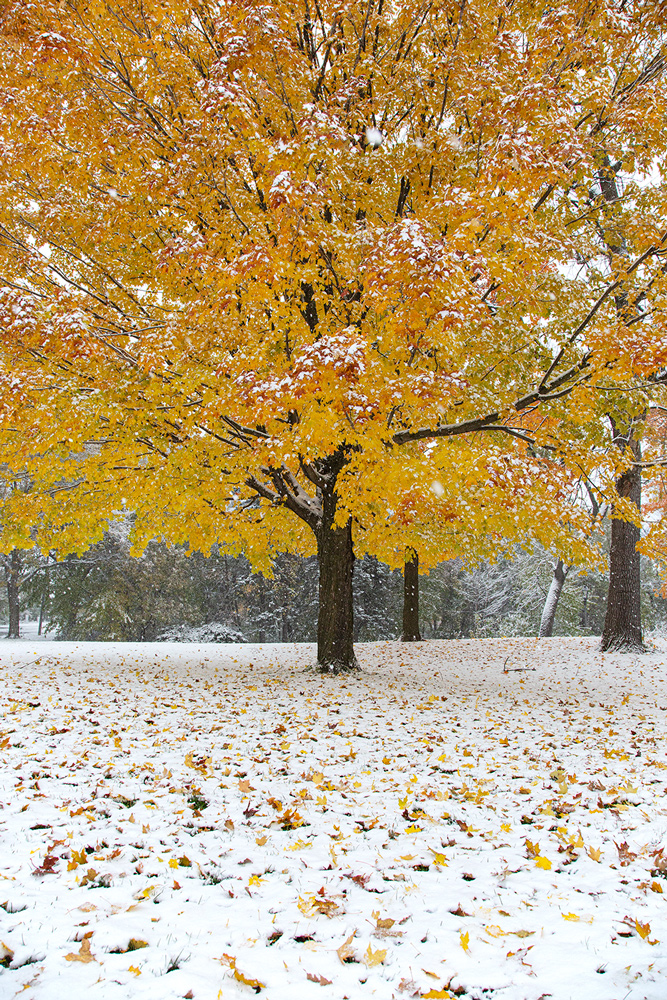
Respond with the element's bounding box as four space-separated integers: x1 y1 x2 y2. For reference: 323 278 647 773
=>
615 841 637 866
306 972 333 985
32 854 58 876
344 872 370 888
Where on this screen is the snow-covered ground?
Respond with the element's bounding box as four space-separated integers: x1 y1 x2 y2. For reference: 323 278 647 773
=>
1 637 666 1000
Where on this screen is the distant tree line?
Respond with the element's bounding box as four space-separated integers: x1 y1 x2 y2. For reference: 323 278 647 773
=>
5 521 667 643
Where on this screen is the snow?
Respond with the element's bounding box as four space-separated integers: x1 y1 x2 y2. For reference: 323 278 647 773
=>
1 637 667 999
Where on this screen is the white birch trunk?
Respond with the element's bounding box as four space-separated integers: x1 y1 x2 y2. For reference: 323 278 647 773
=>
539 559 568 638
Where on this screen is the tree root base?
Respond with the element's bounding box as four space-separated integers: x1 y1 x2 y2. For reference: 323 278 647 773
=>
600 636 646 654
317 657 360 675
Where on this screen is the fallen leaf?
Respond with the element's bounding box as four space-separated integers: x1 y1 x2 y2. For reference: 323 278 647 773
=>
525 839 540 859
364 943 386 967
298 893 341 918
460 931 470 953
221 954 265 992
535 856 551 870
306 971 332 985
337 931 356 963
65 938 95 964
127 939 148 951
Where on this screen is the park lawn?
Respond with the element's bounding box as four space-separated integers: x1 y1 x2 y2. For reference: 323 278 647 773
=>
0 636 666 999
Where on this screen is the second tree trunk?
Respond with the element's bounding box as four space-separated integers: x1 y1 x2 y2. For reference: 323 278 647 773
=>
539 559 568 638
601 460 644 652
6 548 21 639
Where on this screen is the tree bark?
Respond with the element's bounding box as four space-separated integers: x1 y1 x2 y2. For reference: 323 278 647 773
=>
247 447 357 671
6 548 21 638
401 548 422 641
539 559 568 637
601 451 644 652
316 515 356 672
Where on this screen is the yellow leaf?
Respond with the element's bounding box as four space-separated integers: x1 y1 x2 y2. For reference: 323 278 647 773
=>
635 919 651 940
535 856 552 870
485 925 505 938
562 913 580 921
65 937 95 964
256 835 268 846
298 893 341 918
421 991 450 998
168 858 179 869
460 931 470 953
588 847 602 862
364 943 387 967
128 965 142 976
428 850 448 867
337 931 356 964
222 954 265 991
248 875 262 886
134 886 157 900
287 838 312 852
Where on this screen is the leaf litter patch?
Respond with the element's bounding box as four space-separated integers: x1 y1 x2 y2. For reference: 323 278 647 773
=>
0 637 666 998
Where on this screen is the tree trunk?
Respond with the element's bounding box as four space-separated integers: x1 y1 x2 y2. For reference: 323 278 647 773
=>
246 447 356 671
316 515 356 672
539 559 568 637
601 456 644 652
401 548 422 641
38 565 49 635
579 583 590 631
6 548 21 638
459 601 474 638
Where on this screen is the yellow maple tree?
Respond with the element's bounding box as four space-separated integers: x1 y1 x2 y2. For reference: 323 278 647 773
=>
0 1 666 667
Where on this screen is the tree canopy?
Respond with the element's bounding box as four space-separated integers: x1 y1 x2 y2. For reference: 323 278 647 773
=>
1 0 667 665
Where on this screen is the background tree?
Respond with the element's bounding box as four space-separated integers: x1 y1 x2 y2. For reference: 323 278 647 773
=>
1 1 666 668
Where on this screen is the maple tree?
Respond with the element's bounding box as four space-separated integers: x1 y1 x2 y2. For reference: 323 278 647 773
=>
0 0 666 667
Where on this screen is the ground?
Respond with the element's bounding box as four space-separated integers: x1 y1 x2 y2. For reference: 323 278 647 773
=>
0 636 666 1000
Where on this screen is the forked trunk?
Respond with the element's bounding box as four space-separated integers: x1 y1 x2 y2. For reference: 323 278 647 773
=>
316 515 356 673
401 548 422 641
539 559 568 637
601 461 644 652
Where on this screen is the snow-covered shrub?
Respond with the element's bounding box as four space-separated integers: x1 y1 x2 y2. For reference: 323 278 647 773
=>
157 622 245 643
